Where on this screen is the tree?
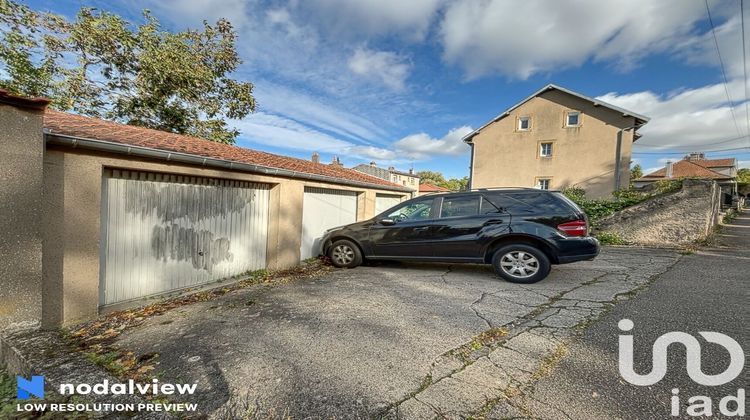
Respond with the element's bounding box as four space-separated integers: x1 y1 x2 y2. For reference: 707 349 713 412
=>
630 164 643 182
416 170 447 186
416 170 468 191
738 168 750 184
0 0 255 144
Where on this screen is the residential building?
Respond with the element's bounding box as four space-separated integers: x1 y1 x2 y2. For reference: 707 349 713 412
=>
353 162 420 195
0 90 409 329
634 153 738 203
463 84 649 198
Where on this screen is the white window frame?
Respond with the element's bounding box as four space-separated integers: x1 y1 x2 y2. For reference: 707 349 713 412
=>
536 178 551 190
518 116 531 131
566 111 581 127
540 142 553 157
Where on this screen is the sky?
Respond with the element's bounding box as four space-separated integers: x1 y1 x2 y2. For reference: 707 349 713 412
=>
25 0 750 178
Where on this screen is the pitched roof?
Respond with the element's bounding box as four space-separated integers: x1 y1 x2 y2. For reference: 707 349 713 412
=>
692 158 736 168
639 160 731 180
463 84 649 143
42 110 408 191
419 182 451 192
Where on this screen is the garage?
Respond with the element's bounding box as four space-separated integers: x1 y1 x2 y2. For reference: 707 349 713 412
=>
300 187 358 259
375 193 404 215
99 169 271 305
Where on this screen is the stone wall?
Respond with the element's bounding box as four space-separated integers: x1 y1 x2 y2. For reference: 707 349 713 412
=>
596 179 720 246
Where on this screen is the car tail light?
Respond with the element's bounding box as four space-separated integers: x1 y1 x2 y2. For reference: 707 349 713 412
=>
557 220 588 237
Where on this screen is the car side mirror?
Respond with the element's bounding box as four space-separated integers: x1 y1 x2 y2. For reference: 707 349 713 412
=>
379 218 396 226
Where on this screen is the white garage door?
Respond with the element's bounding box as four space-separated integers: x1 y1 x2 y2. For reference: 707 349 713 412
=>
300 187 358 260
375 193 403 215
100 169 270 305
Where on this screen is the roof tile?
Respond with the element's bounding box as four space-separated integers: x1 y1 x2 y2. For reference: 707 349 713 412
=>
43 110 407 191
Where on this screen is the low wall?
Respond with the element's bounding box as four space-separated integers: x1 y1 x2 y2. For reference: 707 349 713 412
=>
596 179 720 246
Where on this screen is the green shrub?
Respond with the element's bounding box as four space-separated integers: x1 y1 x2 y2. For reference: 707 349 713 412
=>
561 187 586 202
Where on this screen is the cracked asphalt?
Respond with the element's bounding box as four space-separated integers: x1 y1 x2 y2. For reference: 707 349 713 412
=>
114 248 679 418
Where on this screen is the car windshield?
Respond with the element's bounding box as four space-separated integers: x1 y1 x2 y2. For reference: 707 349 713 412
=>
386 199 434 221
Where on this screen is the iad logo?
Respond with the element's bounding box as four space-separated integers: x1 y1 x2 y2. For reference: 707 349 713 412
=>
617 319 745 417
617 319 744 386
16 376 44 399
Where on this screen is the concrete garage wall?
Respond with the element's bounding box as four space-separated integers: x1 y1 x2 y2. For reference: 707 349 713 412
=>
0 104 45 330
595 180 721 246
41 147 407 326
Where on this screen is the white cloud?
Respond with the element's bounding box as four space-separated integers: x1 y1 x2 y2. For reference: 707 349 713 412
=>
234 112 353 153
738 160 749 169
348 48 411 90
439 0 706 79
143 0 250 27
391 126 474 160
301 0 442 40
598 81 750 150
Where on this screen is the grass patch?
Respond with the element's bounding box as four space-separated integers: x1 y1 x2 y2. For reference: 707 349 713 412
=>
722 210 737 224
594 231 628 245
0 367 16 419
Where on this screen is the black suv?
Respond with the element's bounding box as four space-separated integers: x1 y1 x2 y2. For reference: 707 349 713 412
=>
319 188 599 283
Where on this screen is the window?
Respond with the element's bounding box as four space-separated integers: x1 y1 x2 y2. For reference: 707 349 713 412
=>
440 196 480 218
536 178 551 190
518 116 530 131
566 111 580 127
386 198 435 222
540 142 553 157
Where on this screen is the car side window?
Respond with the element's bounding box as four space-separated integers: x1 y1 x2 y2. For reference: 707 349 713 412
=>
440 196 480 218
386 198 435 222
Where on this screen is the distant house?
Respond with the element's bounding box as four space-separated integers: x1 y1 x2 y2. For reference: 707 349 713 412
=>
353 162 420 195
634 153 738 201
463 84 649 199
418 182 451 195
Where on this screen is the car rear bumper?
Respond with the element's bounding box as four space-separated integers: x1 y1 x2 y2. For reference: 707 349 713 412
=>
554 236 600 264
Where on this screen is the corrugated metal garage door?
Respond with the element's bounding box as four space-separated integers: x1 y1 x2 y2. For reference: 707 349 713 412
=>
375 193 403 215
100 169 270 305
300 187 358 260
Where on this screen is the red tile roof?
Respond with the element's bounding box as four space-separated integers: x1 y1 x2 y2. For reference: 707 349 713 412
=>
42 109 407 191
639 160 731 180
692 158 736 168
419 182 451 192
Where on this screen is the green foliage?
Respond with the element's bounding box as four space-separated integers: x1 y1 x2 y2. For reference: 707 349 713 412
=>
416 171 468 191
0 0 255 144
563 181 683 224
629 164 643 183
737 168 750 184
594 232 627 245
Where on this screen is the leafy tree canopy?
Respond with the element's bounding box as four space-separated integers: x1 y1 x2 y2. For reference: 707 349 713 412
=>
0 0 255 143
738 168 750 184
416 170 468 191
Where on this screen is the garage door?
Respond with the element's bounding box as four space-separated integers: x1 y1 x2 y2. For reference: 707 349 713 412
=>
300 187 358 260
375 193 403 215
100 169 270 305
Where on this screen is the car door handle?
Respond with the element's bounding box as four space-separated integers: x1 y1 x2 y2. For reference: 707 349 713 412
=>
413 226 430 231
483 219 506 226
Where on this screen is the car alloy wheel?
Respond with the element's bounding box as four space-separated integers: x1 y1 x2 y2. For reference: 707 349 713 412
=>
499 251 540 279
332 244 356 266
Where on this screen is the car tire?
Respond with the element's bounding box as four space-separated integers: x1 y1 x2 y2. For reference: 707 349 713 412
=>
491 244 551 284
328 239 363 268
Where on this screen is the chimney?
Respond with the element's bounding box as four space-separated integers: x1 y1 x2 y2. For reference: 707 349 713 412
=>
665 161 674 178
369 161 376 166
409 168 414 175
686 152 705 162
388 166 395 171
311 152 320 164
331 156 342 168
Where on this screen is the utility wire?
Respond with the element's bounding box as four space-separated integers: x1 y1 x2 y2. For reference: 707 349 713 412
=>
741 0 750 142
705 0 744 138
634 134 749 149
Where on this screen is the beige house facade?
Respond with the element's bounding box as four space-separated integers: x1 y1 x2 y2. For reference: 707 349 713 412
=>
0 91 409 329
464 84 649 199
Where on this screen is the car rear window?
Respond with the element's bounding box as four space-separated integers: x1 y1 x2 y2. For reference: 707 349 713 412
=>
484 191 577 215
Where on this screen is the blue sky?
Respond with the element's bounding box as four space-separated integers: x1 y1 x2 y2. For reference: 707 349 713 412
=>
26 0 750 178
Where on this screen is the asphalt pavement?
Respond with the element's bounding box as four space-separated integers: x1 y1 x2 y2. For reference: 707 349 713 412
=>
516 212 749 419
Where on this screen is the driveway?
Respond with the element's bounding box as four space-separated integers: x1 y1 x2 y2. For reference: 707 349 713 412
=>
113 248 679 418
